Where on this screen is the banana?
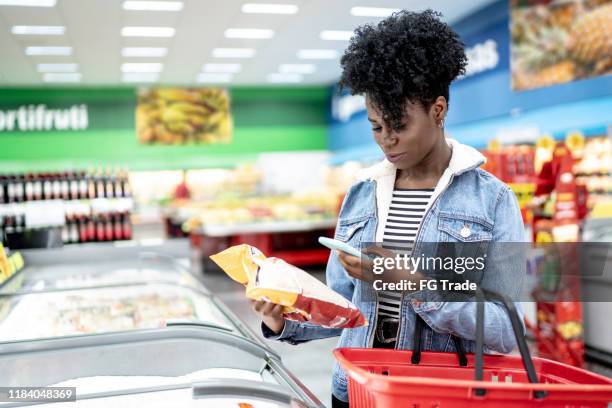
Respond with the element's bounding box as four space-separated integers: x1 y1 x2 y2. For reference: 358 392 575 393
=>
161 107 188 124
166 121 194 134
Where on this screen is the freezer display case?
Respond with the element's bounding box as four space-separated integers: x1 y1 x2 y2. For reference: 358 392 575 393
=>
0 324 322 407
0 246 245 341
0 243 323 406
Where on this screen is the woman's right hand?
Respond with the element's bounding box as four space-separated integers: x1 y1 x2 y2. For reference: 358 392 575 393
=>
249 299 285 335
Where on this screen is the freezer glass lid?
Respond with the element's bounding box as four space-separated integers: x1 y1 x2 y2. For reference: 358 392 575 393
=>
0 283 235 341
3 254 200 294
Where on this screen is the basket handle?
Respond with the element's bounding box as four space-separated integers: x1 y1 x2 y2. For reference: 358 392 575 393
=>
411 314 467 367
474 289 547 399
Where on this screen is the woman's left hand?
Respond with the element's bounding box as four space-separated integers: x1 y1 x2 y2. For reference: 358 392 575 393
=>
337 246 422 284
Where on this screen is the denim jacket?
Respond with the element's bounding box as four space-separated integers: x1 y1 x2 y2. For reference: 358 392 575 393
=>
263 139 526 402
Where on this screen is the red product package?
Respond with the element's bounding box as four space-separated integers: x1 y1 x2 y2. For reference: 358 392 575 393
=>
210 244 367 329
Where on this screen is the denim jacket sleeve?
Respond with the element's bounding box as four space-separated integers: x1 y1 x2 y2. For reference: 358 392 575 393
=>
411 185 526 353
261 200 356 345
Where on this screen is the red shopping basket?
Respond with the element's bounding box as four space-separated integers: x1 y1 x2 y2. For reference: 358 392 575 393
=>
334 289 612 407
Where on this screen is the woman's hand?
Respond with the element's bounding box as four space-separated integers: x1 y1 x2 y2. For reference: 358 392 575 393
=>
337 246 424 285
249 299 285 335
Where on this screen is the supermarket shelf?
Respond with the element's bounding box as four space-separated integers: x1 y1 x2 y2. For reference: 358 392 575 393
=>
196 219 337 237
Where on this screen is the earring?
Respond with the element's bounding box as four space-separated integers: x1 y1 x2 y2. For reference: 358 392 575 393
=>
439 119 444 128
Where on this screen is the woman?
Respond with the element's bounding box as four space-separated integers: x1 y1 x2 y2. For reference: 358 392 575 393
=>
251 10 525 407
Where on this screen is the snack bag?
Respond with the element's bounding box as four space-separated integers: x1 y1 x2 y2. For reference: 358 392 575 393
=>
210 244 366 329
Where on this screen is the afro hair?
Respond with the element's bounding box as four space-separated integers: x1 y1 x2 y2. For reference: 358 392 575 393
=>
338 10 467 130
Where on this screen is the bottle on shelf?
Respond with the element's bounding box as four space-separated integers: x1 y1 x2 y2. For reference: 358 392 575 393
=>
52 173 62 200
0 175 5 204
25 174 34 202
61 172 70 201
43 174 53 200
33 173 43 201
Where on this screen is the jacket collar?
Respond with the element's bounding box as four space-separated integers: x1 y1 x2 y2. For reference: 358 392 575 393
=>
357 138 485 182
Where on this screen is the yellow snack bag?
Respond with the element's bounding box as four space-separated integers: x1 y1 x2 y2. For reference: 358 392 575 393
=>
210 244 366 329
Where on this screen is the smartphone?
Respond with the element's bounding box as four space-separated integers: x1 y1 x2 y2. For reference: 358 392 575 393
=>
318 237 362 258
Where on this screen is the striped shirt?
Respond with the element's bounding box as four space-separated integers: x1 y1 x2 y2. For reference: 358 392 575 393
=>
377 188 433 319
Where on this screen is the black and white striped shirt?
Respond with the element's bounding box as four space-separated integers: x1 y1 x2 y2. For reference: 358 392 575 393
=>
377 188 433 319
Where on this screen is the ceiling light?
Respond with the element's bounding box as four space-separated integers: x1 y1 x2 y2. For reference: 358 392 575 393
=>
197 73 232 83
37 63 79 73
12 25 65 35
224 28 274 39
320 30 353 41
350 7 400 17
203 63 242 73
121 63 163 73
212 48 256 58
43 73 81 83
121 26 175 37
297 49 338 59
241 3 298 14
25 46 72 56
267 73 303 83
278 64 316 74
122 47 168 57
0 0 56 6
122 73 159 83
123 1 183 11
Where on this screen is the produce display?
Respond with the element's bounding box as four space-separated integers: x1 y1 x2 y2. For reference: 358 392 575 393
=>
173 191 341 231
136 88 232 145
574 136 612 207
511 0 612 90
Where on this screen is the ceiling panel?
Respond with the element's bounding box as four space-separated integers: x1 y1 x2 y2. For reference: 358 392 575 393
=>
0 0 497 87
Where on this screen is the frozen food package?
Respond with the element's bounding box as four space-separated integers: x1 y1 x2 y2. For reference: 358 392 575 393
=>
210 244 366 329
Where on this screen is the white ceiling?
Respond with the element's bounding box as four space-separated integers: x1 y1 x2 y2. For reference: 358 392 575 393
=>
0 0 496 87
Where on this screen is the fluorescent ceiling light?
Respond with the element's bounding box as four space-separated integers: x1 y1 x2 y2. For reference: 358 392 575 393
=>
212 48 256 58
121 26 175 37
197 73 232 83
320 30 352 41
203 63 242 73
241 3 298 14
122 73 159 83
224 28 274 39
122 47 168 57
278 64 316 74
0 0 56 6
12 25 65 35
121 63 163 73
123 1 183 11
43 73 81 83
267 73 303 83
25 46 72 56
37 63 79 73
297 49 338 59
350 7 400 17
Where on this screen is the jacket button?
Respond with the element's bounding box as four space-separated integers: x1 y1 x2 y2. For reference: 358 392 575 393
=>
460 226 471 238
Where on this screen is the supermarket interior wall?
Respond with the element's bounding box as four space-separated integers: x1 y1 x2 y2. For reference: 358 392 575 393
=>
0 87 329 172
328 0 612 162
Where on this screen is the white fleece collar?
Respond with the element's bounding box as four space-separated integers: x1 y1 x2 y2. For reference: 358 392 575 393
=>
357 138 486 182
356 138 486 242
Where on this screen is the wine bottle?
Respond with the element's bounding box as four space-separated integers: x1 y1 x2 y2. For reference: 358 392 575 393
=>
52 173 61 200
61 172 70 200
43 174 53 200
33 173 43 201
15 175 25 203
25 174 34 202
122 212 132 240
96 169 105 199
0 175 5 204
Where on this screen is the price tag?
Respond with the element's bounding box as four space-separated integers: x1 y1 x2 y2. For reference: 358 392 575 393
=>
8 252 24 272
0 244 10 280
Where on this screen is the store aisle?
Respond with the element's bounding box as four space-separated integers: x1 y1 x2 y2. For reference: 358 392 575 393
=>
200 268 337 408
